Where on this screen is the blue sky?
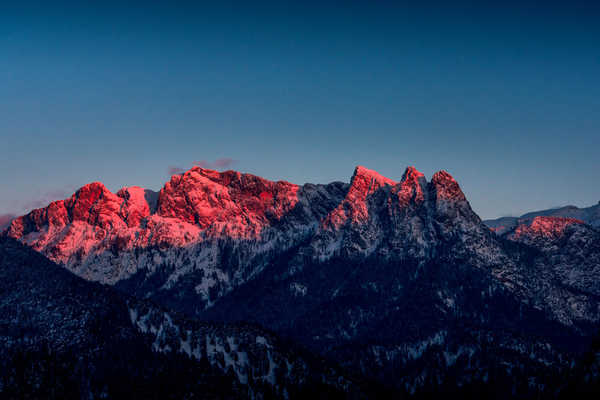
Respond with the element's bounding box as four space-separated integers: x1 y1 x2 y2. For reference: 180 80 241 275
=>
1 1 599 219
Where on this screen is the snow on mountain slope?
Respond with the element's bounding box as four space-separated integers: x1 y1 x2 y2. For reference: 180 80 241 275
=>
5 167 346 305
5 165 598 330
8 165 490 307
5 164 592 322
4 165 600 396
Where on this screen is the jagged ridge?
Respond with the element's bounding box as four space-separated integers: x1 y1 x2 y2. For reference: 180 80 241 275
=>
4 165 600 396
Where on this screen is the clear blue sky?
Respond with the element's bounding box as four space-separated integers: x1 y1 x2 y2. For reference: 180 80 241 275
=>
1 1 599 219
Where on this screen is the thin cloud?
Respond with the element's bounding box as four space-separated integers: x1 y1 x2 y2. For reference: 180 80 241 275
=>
212 158 236 169
0 214 15 229
168 166 186 175
193 158 237 170
168 159 238 176
24 188 74 210
192 160 211 168
1 185 78 221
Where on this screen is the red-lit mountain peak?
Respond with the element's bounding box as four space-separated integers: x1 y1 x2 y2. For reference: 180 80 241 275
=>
323 166 395 229
431 170 466 201
350 165 396 192
402 166 424 180
156 166 300 236
5 166 306 268
67 181 113 218
8 182 125 239
65 182 124 226
394 166 426 206
4 165 486 287
5 181 136 263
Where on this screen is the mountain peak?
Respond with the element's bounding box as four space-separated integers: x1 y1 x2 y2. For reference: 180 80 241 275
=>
156 166 300 235
351 166 395 188
401 166 425 181
74 181 110 197
67 182 124 225
395 166 427 206
431 170 455 184
431 170 466 201
322 166 394 230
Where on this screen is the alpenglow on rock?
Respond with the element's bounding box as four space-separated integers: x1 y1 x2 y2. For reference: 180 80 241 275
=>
4 164 600 397
6 165 483 306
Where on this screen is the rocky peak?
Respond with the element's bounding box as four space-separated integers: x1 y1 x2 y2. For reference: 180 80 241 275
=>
323 166 395 229
401 166 425 181
6 164 493 293
394 166 427 206
64 182 123 228
6 182 121 239
350 165 396 192
430 170 466 202
156 167 300 234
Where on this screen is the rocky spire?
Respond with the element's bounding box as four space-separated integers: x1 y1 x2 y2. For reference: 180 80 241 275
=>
323 166 395 229
394 166 427 206
430 170 466 202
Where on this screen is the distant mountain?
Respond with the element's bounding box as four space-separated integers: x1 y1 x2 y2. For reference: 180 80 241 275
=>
0 236 370 399
484 202 600 234
4 165 600 397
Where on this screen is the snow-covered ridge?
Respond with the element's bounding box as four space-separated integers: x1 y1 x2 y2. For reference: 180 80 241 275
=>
4 165 473 305
6 164 599 335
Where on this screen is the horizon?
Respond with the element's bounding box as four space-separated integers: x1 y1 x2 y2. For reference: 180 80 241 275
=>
1 1 599 220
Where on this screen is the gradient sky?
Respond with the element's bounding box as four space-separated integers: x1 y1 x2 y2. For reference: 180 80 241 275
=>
1 1 599 220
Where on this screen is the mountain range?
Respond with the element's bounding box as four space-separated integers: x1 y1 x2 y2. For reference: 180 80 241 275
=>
2 165 600 398
484 202 600 235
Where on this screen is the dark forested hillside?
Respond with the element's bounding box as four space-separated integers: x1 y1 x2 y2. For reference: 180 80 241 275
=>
0 237 371 399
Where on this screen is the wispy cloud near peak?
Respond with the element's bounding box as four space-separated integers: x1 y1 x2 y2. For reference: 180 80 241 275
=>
168 158 238 176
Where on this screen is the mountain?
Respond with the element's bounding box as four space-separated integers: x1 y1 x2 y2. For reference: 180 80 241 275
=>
489 216 600 327
198 171 600 396
0 236 373 399
4 165 600 397
484 202 600 234
4 167 348 309
4 165 504 310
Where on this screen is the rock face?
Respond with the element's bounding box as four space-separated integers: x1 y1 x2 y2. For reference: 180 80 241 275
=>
7 165 503 307
7 167 303 262
5 165 600 396
6 167 336 304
